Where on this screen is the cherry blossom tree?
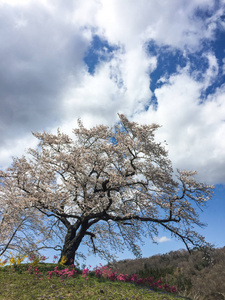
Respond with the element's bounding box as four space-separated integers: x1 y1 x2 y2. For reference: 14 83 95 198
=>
0 115 213 264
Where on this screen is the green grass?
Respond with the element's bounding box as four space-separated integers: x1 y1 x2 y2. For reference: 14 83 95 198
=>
0 264 191 300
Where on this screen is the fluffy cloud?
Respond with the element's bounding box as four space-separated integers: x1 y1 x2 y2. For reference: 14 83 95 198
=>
0 0 224 186
136 66 225 184
61 44 156 125
95 0 220 50
0 1 90 143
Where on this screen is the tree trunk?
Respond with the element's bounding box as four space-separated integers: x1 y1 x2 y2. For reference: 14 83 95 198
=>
58 222 88 265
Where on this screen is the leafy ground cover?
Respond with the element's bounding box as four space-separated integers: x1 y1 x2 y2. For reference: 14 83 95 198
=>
0 262 191 300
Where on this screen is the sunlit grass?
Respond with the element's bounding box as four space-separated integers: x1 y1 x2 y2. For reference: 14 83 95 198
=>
0 263 191 300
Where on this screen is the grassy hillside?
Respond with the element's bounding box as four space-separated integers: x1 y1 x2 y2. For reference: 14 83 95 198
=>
1 247 224 299
0 263 189 300
109 247 225 300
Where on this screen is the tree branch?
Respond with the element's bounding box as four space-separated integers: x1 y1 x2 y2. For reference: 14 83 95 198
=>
104 213 181 224
0 219 25 257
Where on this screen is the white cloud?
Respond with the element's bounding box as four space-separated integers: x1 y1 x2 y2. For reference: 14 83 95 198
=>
203 53 219 88
0 1 90 142
59 44 155 127
95 0 217 51
0 0 224 187
0 0 31 6
153 236 171 243
135 66 225 184
0 134 38 170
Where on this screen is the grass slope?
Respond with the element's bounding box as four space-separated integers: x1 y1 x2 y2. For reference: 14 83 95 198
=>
0 263 189 300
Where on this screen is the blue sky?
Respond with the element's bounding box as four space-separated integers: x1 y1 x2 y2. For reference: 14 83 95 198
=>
0 0 225 267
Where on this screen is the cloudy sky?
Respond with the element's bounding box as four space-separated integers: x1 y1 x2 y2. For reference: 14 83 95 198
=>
0 0 225 265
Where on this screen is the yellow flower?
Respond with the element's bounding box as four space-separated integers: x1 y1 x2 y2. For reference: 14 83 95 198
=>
0 259 7 267
59 255 67 265
10 257 16 265
32 257 41 266
8 253 27 266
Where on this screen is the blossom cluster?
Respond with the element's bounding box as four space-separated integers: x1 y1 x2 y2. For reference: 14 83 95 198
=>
28 254 47 266
92 264 177 293
26 265 43 280
0 252 28 268
48 265 77 280
26 257 77 281
82 267 90 280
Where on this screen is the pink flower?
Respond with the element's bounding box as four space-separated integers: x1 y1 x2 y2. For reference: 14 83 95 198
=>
117 274 126 281
108 271 117 281
136 278 145 284
130 274 138 283
171 286 177 293
48 271 53 279
82 268 89 278
94 268 102 278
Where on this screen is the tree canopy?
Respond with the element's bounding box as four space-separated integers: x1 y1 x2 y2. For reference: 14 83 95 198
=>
0 114 213 264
